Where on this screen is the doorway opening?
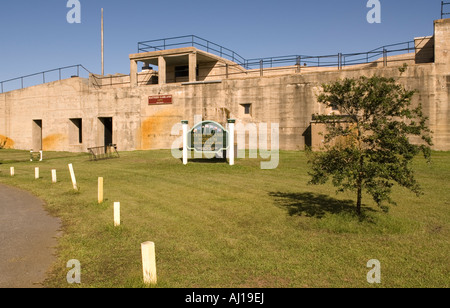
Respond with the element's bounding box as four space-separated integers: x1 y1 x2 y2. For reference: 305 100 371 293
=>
98 117 113 147
32 119 42 151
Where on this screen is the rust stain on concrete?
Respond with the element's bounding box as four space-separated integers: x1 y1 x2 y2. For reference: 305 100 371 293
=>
0 135 15 149
42 134 67 151
141 108 180 150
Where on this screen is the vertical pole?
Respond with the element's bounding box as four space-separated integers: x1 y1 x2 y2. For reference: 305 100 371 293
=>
114 202 120 226
52 169 57 183
68 163 78 190
228 119 235 166
101 8 104 76
35 167 39 180
260 59 263 77
141 241 157 285
10 167 14 177
98 177 104 204
182 121 189 165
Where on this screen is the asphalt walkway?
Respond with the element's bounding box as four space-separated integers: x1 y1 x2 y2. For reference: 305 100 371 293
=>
0 184 61 288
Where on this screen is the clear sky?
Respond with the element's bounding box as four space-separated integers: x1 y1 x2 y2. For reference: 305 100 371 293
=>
0 0 444 82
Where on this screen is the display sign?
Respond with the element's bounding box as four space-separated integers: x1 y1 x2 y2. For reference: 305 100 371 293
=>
148 95 172 105
187 121 228 153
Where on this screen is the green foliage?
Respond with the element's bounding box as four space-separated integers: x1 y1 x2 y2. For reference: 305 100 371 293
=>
308 76 433 215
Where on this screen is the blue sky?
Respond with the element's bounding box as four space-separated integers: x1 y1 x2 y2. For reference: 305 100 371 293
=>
0 0 443 82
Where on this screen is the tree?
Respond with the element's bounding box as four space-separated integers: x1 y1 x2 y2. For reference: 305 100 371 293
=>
308 75 433 216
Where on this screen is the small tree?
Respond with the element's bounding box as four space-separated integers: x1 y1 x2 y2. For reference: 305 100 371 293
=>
308 75 433 216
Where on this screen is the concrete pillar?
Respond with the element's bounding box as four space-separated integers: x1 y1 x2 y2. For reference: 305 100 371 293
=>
130 60 138 87
158 56 166 85
189 52 197 82
434 19 450 67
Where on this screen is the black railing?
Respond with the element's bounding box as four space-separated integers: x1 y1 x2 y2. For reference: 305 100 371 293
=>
237 41 416 70
442 1 450 19
138 35 247 66
138 34 419 71
0 64 92 94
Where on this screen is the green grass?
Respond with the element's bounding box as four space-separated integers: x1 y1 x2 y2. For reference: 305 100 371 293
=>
0 149 449 288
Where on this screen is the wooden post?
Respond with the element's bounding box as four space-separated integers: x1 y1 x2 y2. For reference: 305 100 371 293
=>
10 167 14 177
52 169 57 183
98 177 104 204
35 167 39 179
68 164 78 190
141 241 157 285
114 202 120 226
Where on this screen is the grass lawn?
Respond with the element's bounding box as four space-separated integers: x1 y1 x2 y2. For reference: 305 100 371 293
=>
0 149 449 288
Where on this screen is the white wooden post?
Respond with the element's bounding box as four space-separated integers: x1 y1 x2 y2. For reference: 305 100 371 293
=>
68 163 78 190
35 167 39 179
182 120 189 165
114 202 120 226
228 119 235 166
98 177 104 204
141 241 157 285
10 167 14 177
52 169 57 183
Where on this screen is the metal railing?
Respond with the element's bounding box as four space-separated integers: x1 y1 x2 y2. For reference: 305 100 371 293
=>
138 34 420 71
88 144 119 161
138 35 247 66
0 64 92 94
243 41 416 70
442 1 450 19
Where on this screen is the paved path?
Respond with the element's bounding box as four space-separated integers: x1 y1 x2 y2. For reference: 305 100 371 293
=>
0 184 61 288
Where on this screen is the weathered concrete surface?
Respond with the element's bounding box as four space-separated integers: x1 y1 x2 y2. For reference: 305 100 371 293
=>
0 184 61 288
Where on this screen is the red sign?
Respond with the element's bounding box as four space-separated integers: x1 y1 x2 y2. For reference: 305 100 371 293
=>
148 95 172 105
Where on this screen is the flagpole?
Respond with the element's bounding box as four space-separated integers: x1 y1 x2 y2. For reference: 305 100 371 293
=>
101 8 104 76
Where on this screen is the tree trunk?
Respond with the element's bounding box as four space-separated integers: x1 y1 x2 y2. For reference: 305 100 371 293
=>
356 184 362 217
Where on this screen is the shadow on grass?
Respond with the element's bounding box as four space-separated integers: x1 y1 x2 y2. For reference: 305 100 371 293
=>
179 158 228 164
269 191 376 221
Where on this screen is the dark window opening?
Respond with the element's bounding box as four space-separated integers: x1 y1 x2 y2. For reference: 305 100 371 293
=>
175 66 189 78
241 104 252 115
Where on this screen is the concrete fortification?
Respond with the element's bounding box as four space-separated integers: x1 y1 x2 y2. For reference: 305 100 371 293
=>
1 19 449 153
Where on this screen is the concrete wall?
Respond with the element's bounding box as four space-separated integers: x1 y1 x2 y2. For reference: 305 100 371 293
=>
1 60 447 152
